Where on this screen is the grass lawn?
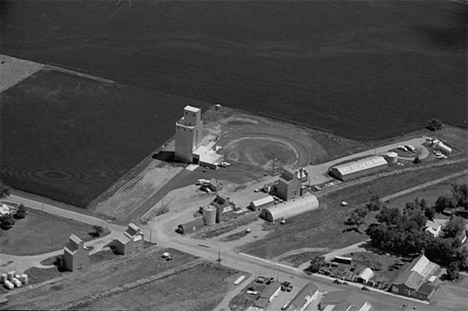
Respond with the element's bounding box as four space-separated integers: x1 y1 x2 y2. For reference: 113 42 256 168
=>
0 209 106 255
279 251 327 268
77 262 242 311
431 275 468 311
4 247 200 310
241 161 468 259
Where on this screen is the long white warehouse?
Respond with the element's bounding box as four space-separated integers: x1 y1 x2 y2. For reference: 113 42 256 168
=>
260 193 319 222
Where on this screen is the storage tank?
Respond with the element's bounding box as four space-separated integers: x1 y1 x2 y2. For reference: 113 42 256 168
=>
20 274 28 284
385 152 398 164
4 280 14 290
202 205 217 226
0 274 7 283
12 278 22 287
437 142 452 154
7 271 15 281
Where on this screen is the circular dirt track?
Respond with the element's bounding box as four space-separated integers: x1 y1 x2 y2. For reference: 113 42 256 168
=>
221 132 311 170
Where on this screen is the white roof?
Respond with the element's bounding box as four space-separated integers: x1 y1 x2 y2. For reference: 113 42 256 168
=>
184 105 201 113
251 196 275 207
411 255 439 279
331 156 387 176
264 194 319 221
358 267 374 281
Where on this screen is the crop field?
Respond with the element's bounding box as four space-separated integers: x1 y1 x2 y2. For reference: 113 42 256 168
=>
0 69 207 207
1 0 466 141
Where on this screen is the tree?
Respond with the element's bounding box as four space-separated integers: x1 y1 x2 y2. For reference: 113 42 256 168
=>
0 214 15 230
376 206 401 225
413 156 421 164
446 262 460 280
427 119 443 131
424 206 436 221
345 206 368 232
419 199 428 210
14 204 27 219
452 184 468 209
308 255 326 273
366 195 383 212
90 225 104 237
434 196 456 214
443 216 466 239
0 181 10 200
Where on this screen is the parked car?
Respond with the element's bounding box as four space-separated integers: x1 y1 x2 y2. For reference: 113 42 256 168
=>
361 286 370 291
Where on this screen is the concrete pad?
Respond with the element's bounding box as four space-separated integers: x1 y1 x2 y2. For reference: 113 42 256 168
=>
0 54 44 93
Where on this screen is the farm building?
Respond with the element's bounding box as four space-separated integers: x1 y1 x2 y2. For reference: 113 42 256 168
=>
211 194 237 223
175 105 204 163
250 196 275 211
63 234 90 272
285 282 319 311
357 267 374 284
177 217 204 234
277 168 308 201
114 223 144 255
318 290 371 311
254 281 281 308
260 194 319 222
329 156 387 181
391 254 441 300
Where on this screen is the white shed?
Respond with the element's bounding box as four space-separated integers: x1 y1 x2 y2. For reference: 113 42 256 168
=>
250 196 275 211
357 267 374 284
260 194 319 222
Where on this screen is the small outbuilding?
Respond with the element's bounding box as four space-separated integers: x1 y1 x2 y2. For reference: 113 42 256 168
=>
177 217 204 234
357 267 374 284
260 194 319 222
250 196 275 211
63 234 90 272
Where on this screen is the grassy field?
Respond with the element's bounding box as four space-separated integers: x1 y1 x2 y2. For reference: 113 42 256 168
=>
431 276 468 311
77 262 241 311
1 1 466 141
241 160 468 259
0 69 208 207
2 247 200 310
0 209 105 255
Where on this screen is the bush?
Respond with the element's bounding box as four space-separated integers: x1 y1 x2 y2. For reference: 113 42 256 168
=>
89 225 104 237
14 204 27 219
0 214 15 230
427 119 443 131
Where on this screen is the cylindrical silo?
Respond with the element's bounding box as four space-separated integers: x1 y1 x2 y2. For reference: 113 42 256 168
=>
7 271 15 281
202 205 216 226
20 274 28 284
4 280 14 290
0 273 7 283
385 152 398 164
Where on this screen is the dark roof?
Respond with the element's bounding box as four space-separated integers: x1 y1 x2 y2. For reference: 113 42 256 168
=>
288 282 319 309
180 217 204 230
279 168 295 182
260 281 281 299
126 223 141 236
321 290 367 311
418 283 435 296
254 297 269 308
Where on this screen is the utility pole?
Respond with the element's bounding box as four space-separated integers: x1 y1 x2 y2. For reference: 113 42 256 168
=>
276 263 280 282
216 248 222 264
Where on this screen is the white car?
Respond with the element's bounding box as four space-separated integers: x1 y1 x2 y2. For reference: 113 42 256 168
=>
219 161 231 167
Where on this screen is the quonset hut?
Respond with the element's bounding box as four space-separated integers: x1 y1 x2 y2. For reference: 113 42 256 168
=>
329 156 387 181
260 194 319 222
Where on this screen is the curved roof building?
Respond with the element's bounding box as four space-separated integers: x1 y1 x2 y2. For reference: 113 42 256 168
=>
260 194 319 222
329 156 388 181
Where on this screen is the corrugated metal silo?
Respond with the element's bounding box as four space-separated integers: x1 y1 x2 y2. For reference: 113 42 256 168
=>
203 205 216 226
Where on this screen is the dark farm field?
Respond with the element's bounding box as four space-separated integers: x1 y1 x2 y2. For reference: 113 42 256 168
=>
1 0 466 140
0 69 208 207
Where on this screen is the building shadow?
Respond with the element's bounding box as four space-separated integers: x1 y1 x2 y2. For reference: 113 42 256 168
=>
152 151 175 163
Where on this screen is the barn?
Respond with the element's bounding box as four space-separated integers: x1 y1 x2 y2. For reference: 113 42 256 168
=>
260 194 319 222
329 156 388 181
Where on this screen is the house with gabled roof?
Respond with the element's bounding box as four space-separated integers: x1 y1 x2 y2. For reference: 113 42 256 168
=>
319 290 371 311
114 223 144 255
390 254 441 300
286 282 319 311
63 234 90 271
